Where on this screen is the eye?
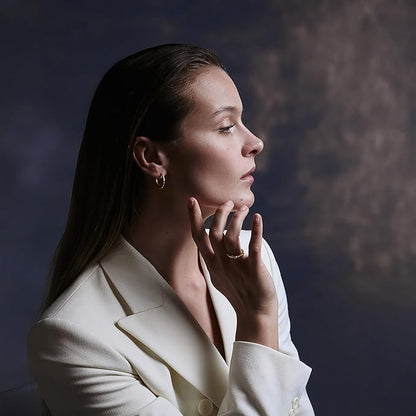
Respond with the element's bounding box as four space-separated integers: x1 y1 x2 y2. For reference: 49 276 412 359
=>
218 124 235 135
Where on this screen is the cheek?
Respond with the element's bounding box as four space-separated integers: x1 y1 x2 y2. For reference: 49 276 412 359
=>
177 141 233 175
191 149 238 186
168 137 246 202
182 157 231 189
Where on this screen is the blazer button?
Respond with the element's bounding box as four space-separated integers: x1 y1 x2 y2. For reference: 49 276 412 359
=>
198 398 214 415
292 396 300 409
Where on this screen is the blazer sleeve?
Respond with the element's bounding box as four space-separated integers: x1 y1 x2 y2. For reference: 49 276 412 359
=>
28 238 314 416
218 237 315 416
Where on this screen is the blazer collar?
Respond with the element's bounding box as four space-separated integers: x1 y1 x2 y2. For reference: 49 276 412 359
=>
199 255 236 365
99 236 234 407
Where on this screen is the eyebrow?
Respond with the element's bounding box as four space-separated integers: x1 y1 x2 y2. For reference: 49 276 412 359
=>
212 105 242 117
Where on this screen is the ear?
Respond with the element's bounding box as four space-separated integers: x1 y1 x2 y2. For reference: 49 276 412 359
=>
132 136 168 178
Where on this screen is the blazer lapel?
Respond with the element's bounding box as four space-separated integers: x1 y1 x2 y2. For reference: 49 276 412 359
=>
100 237 229 408
199 254 237 365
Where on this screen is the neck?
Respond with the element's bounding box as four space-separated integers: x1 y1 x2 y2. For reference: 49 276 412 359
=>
123 194 204 291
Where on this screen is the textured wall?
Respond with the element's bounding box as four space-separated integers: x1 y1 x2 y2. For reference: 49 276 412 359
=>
1 1 415 415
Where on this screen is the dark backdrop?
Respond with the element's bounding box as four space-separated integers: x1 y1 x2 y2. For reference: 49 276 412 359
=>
1 1 415 415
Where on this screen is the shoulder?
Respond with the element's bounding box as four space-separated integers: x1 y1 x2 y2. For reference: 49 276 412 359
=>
41 263 99 318
28 260 127 365
37 260 122 331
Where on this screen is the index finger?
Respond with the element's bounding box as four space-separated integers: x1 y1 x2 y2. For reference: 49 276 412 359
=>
188 197 214 262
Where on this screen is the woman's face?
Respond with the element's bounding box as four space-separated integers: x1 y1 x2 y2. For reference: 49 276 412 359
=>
165 66 264 216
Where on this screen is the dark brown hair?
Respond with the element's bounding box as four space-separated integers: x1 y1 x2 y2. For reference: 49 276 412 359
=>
43 44 224 310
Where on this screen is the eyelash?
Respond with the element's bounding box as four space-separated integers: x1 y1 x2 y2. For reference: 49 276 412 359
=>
219 124 235 135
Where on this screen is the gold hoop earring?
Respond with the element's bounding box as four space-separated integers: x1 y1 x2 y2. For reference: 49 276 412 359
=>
155 174 166 189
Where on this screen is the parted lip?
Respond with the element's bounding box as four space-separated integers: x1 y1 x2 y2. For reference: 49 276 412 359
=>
241 166 256 179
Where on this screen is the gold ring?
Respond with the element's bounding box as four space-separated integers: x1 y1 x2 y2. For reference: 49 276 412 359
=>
226 248 245 259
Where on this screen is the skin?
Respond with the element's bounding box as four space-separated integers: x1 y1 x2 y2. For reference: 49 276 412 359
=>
126 66 279 353
163 67 263 214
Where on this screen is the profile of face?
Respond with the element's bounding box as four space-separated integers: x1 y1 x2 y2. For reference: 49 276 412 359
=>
164 66 264 217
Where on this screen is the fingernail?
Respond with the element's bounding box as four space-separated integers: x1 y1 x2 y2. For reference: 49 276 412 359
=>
225 200 233 207
240 205 248 211
188 198 195 209
254 213 261 223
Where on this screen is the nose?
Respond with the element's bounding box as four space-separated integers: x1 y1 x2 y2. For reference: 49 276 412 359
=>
242 127 264 157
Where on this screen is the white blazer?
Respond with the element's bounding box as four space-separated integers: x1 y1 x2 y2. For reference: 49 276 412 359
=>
28 231 314 416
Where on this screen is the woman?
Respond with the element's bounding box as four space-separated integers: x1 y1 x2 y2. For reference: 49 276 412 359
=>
28 44 314 416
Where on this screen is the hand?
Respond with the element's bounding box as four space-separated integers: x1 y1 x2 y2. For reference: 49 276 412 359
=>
188 198 279 349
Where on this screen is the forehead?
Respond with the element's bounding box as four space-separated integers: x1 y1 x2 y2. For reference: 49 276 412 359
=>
187 66 243 116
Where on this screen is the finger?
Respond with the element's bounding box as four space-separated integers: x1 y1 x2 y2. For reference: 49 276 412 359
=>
224 205 249 256
188 197 214 261
249 213 263 265
209 201 234 254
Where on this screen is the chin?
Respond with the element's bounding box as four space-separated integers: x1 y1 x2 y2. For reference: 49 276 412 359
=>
233 191 255 210
198 191 255 218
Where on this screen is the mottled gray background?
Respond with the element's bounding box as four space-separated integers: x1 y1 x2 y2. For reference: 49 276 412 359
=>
1 0 415 415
